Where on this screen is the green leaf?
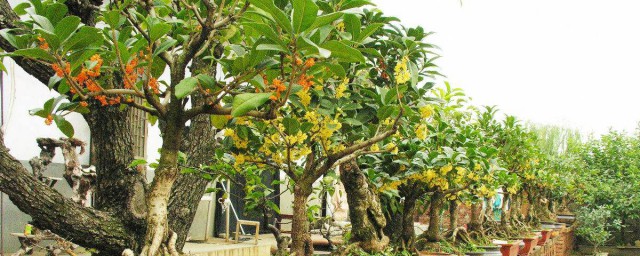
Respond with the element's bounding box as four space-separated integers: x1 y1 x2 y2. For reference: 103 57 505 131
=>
243 22 282 45
13 2 31 16
231 92 272 117
54 115 74 138
358 23 383 42
55 16 81 41
250 0 292 34
256 44 288 52
307 12 343 32
44 3 68 24
31 14 55 33
340 0 374 10
321 40 364 63
292 0 318 33
128 158 148 168
174 77 199 99
12 48 55 62
343 14 361 40
282 117 300 135
64 27 103 52
210 115 228 129
153 38 177 56
103 10 121 28
150 22 171 41
0 29 19 48
377 105 399 120
343 118 363 126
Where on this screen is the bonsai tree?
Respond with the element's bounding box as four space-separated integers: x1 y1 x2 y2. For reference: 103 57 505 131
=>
575 206 621 255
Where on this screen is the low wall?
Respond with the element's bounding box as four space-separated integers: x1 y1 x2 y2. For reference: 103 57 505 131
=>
529 226 575 256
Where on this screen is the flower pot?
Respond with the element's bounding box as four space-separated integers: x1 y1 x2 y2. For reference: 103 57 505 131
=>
535 229 551 245
466 252 501 256
516 237 539 256
467 245 501 256
493 240 521 256
556 214 576 224
419 252 455 256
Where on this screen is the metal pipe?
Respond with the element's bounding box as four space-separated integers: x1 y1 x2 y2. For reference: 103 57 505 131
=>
220 181 245 235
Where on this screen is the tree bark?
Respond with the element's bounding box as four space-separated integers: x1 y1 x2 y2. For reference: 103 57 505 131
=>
290 182 313 256
468 201 484 233
0 131 135 255
424 192 445 242
140 108 185 256
500 193 511 229
449 200 458 231
339 160 389 253
396 185 421 250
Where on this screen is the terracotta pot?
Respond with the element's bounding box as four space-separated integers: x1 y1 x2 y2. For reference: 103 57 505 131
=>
418 252 454 256
516 237 539 256
535 229 551 245
466 252 501 256
494 241 520 256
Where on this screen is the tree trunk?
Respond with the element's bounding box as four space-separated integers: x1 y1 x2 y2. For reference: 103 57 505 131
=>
339 160 389 253
168 95 219 250
424 192 445 242
468 201 484 232
140 106 185 256
500 193 511 229
449 200 458 231
0 131 135 255
397 186 420 250
290 182 314 256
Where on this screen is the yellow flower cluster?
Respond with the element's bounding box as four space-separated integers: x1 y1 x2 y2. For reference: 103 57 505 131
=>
385 143 399 154
378 180 402 192
233 153 246 168
224 128 249 148
474 163 482 171
507 185 518 194
336 78 348 98
440 164 453 175
477 185 496 198
296 89 311 107
394 56 410 84
467 172 480 181
370 143 380 151
525 173 535 180
415 123 428 140
419 105 434 119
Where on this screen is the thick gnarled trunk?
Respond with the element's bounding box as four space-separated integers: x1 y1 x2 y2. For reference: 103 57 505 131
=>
0 131 135 255
340 160 389 253
424 192 445 242
140 111 185 256
468 201 485 233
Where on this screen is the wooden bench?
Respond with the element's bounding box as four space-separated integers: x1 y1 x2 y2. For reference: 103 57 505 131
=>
235 220 260 245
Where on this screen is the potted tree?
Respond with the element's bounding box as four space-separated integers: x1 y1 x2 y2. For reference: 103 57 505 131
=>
575 206 621 256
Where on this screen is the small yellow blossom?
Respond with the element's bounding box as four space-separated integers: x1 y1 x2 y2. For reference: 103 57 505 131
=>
295 89 311 107
419 105 434 119
394 56 410 84
336 78 348 98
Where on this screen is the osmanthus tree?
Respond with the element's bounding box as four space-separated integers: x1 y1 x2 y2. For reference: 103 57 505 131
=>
573 131 640 245
219 7 440 255
493 115 537 231
369 85 496 249
0 0 393 255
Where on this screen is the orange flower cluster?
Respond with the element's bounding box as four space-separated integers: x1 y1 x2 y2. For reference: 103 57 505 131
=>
148 77 159 94
297 74 314 90
37 36 49 50
304 58 315 69
124 57 139 89
378 59 389 80
269 79 286 101
79 101 88 107
44 115 53 125
52 62 70 78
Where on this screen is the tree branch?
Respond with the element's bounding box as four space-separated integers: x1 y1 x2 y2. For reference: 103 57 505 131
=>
0 131 134 254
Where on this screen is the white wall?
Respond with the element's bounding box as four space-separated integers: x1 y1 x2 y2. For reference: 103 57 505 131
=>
1 60 91 164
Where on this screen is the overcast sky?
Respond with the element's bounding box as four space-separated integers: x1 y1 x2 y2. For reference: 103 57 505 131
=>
373 0 640 136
